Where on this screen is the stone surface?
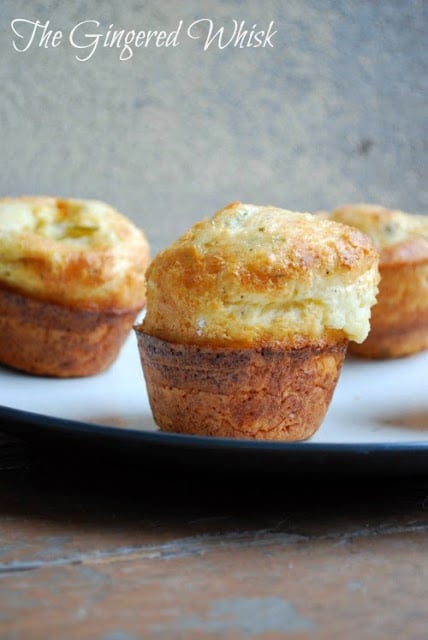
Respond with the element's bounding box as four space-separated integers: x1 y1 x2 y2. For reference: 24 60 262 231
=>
0 0 426 255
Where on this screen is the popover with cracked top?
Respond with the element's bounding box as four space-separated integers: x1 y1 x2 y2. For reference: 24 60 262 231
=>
0 196 150 377
135 201 379 441
326 203 428 358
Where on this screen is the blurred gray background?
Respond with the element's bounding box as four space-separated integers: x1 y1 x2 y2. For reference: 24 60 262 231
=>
0 0 426 255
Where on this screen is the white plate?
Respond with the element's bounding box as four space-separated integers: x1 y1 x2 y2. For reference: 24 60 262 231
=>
0 333 427 477
1 332 427 443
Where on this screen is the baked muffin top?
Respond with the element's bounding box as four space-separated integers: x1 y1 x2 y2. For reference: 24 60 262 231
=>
0 196 150 310
326 204 428 266
142 202 379 347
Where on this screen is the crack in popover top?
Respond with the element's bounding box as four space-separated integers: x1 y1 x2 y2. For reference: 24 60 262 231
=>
0 196 150 310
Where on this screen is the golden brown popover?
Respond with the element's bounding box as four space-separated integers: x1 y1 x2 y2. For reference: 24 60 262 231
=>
0 196 150 376
326 203 428 358
135 202 379 440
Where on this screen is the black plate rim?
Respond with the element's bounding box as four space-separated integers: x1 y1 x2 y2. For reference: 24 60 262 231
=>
1 403 428 456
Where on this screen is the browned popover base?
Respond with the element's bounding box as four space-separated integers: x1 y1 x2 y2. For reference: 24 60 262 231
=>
349 259 428 358
136 332 348 441
0 285 140 377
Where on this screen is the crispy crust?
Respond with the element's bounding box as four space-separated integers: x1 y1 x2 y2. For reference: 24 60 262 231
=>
0 196 150 310
0 285 139 377
136 331 348 441
326 204 428 358
142 202 379 346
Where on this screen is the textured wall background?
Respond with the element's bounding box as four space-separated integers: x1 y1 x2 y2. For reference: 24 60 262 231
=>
0 0 426 254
